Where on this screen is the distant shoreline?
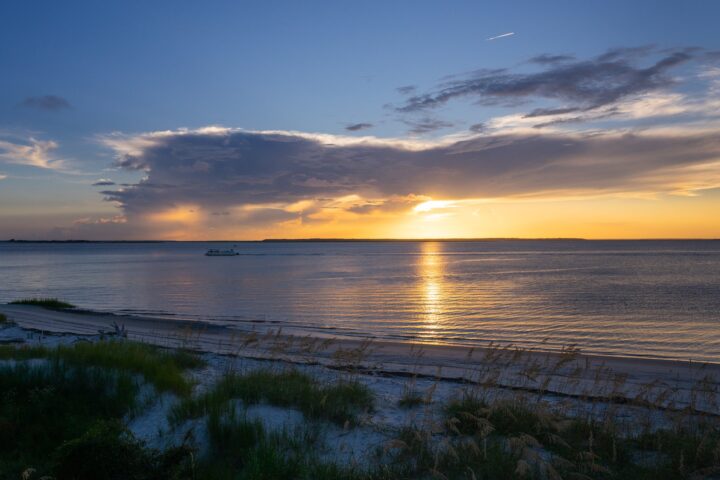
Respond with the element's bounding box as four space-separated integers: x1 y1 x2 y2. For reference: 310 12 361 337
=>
3 237 720 244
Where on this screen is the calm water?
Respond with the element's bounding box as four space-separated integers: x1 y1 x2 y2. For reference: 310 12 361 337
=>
1 240 720 362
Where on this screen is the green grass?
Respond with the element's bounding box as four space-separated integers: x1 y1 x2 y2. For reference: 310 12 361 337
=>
437 390 720 480
0 361 138 478
53 420 194 480
172 368 374 426
0 340 204 396
377 425 518 480
9 298 76 310
397 388 425 409
199 403 361 480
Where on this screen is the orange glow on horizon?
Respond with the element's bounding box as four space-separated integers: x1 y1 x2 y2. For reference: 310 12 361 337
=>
118 190 720 241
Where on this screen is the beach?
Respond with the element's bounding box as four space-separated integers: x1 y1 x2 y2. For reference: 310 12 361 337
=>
3 303 718 413
4 302 720 476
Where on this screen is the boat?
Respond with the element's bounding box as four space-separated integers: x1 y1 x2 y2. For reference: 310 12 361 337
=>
205 248 240 256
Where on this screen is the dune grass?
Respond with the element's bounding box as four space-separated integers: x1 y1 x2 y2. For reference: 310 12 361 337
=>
0 361 138 478
3 327 720 479
9 298 76 310
52 420 194 480
199 403 361 480
411 388 720 480
171 368 374 426
397 388 425 409
0 340 204 396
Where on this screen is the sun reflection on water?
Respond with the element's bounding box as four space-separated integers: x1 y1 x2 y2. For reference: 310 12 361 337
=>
417 241 445 340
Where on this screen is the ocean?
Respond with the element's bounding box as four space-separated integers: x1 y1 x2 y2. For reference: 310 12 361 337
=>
2 240 719 362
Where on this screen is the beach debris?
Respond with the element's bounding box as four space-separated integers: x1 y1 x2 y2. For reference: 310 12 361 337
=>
98 321 128 339
112 321 128 338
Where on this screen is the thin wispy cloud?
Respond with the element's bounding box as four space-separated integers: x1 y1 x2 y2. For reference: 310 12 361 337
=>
396 46 699 118
402 117 454 135
397 85 417 95
487 32 515 41
345 123 374 132
20 95 72 111
0 137 63 169
92 178 116 186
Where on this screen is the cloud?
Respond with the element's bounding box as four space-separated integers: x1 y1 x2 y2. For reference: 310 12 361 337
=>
74 215 127 225
97 126 720 233
0 137 62 169
346 194 427 214
20 95 72 111
403 117 454 134
397 85 417 95
0 174 6 180
487 32 515 41
396 47 697 114
528 54 576 64
345 123 374 132
92 179 116 186
483 90 720 132
523 107 582 118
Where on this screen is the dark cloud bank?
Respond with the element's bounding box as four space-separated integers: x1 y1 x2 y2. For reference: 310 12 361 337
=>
102 128 720 220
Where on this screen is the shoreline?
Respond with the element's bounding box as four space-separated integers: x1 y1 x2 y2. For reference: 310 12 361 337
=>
3 303 720 415
1 303 714 366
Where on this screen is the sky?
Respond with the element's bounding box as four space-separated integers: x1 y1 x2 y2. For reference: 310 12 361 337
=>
1 0 719 240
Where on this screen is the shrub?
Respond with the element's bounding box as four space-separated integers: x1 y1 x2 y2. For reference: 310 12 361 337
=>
54 420 194 480
9 298 76 310
0 362 137 478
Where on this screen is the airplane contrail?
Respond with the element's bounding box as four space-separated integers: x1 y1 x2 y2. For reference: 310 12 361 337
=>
487 32 515 41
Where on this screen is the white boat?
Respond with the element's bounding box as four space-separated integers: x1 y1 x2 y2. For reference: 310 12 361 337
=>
205 248 240 256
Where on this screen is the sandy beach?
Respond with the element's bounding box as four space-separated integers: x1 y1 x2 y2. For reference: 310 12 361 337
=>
3 303 719 415
4 303 720 479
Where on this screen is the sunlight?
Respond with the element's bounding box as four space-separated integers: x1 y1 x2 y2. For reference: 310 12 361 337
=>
413 199 456 213
147 205 201 224
416 241 445 340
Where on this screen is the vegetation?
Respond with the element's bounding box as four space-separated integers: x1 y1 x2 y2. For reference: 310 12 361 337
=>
397 376 432 409
3 331 720 479
9 298 76 310
0 340 204 395
0 313 8 325
198 404 358 480
376 388 720 480
53 421 194 480
397 388 425 409
0 361 138 478
0 340 203 479
171 368 374 426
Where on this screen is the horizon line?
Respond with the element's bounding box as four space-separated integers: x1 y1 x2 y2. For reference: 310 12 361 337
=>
4 237 720 243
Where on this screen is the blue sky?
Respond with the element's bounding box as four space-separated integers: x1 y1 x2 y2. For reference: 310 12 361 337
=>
1 1 719 239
